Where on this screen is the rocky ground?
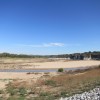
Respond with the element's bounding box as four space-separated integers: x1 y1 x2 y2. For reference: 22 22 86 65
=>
60 87 100 100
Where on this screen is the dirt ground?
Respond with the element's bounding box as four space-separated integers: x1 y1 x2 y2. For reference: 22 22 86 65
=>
0 72 57 89
0 58 100 89
0 58 100 69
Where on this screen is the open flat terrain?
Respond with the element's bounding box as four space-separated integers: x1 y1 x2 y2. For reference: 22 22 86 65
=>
0 58 99 92
0 58 100 69
31 60 100 69
0 58 100 99
0 72 57 89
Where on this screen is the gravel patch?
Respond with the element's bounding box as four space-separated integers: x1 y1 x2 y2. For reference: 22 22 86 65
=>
60 87 100 100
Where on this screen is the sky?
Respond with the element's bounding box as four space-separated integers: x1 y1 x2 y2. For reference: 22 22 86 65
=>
0 0 100 55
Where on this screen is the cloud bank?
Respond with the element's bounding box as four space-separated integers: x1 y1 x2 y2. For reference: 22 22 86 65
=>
18 43 65 48
18 43 80 48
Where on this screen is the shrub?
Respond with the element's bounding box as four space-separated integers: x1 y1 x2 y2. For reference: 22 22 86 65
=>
40 92 49 96
58 68 64 72
98 65 100 68
61 91 68 97
0 90 4 94
19 88 27 96
7 86 18 96
45 80 56 86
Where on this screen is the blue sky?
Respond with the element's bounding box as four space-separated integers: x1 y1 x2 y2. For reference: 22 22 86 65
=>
0 0 100 55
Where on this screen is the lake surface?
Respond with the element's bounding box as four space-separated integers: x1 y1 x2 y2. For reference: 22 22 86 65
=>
0 66 90 72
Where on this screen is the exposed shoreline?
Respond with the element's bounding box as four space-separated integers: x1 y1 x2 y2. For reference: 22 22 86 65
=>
0 60 100 71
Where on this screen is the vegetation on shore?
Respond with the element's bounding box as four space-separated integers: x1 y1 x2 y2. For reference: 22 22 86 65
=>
58 68 64 72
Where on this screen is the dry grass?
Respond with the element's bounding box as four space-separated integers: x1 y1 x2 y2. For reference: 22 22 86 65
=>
3 66 100 100
43 67 100 97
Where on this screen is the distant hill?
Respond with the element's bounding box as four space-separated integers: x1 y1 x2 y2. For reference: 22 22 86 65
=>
0 53 46 58
0 51 100 59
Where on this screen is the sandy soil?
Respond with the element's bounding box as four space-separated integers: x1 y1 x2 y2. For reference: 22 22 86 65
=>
0 58 100 69
0 72 41 89
0 59 100 89
0 72 57 89
25 60 100 69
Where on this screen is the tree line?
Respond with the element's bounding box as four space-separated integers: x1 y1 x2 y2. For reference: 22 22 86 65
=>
0 51 100 58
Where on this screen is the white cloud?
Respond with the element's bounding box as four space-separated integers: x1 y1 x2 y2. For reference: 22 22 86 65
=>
18 43 65 48
17 43 80 48
43 43 64 47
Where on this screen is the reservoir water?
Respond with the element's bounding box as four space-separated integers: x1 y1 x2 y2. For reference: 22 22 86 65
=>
0 66 90 72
